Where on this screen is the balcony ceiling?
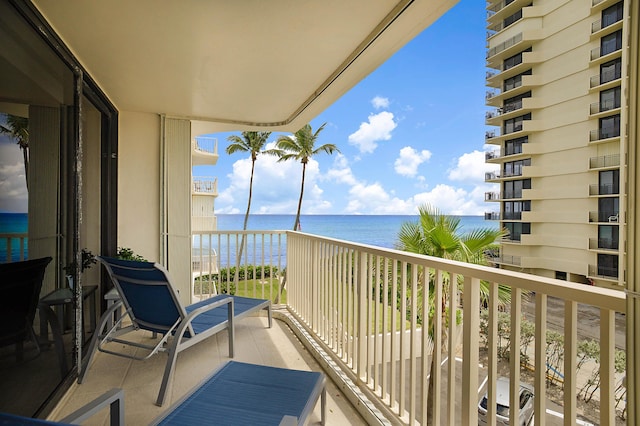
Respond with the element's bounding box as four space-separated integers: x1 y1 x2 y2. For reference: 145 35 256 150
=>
31 0 457 131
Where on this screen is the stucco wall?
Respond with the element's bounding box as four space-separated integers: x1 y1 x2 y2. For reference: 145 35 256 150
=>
118 111 161 262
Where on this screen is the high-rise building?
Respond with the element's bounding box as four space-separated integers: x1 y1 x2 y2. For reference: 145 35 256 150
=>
484 0 631 290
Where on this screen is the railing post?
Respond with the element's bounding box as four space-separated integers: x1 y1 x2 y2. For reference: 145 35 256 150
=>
357 251 367 381
462 276 480 425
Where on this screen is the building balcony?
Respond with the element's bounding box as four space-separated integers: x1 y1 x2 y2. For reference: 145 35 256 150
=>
485 150 501 162
589 72 622 91
589 183 620 196
192 137 219 166
589 128 621 145
590 46 622 65
589 154 620 170
485 211 501 220
589 210 620 223
589 101 621 117
590 17 624 39
45 230 627 425
589 237 619 251
588 263 620 281
192 176 218 195
592 0 621 13
488 253 522 266
485 191 502 201
485 171 502 182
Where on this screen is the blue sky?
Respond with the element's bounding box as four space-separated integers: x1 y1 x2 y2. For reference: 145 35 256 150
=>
1 0 497 215
206 0 497 216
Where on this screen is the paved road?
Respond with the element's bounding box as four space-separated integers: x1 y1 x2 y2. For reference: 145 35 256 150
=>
521 293 626 350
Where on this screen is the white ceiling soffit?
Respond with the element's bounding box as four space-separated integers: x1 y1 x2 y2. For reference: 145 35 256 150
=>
33 0 458 131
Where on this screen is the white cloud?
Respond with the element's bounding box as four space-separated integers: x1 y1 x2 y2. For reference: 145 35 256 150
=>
448 150 498 182
410 184 485 215
217 142 333 214
348 111 397 154
394 146 432 177
0 142 28 212
371 96 390 109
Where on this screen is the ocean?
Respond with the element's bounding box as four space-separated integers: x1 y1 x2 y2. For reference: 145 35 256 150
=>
0 212 28 262
216 214 495 249
0 213 495 262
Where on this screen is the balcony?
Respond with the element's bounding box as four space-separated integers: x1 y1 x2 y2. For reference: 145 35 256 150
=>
589 183 619 196
0 232 28 263
485 211 501 220
485 171 501 182
589 127 621 144
46 230 626 425
589 70 622 89
192 176 218 195
589 210 620 223
589 154 620 169
590 45 622 63
192 137 219 166
485 150 500 161
589 100 621 117
588 263 619 280
485 191 501 201
589 237 619 251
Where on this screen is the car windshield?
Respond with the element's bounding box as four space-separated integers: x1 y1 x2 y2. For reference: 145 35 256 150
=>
496 403 510 417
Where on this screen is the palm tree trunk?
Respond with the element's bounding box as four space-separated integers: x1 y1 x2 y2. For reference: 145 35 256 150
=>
293 163 306 231
234 160 256 289
21 145 29 191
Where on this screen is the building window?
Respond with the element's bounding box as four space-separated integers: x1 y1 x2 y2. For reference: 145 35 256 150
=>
600 59 622 84
597 253 618 278
503 159 531 177
601 30 622 56
598 197 619 222
598 225 619 250
503 200 530 220
599 169 620 195
555 271 567 280
503 9 522 28
599 114 621 139
503 91 531 113
504 137 528 155
503 48 532 71
504 222 531 241
602 2 624 28
503 178 531 199
504 113 531 134
504 69 532 92
600 87 621 111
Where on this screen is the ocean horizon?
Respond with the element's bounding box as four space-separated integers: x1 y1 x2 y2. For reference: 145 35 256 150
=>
1 213 496 262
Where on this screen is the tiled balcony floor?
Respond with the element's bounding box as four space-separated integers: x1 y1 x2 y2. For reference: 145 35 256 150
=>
50 312 366 425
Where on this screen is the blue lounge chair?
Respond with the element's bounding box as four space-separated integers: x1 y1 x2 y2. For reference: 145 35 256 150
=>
151 361 326 426
79 256 272 406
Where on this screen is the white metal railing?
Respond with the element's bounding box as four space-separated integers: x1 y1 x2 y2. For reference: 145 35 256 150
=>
193 137 218 155
188 230 627 424
191 231 287 302
192 176 218 194
0 232 28 263
284 232 626 425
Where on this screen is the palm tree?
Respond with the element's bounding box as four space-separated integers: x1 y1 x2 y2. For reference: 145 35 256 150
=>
225 131 271 286
267 123 339 231
0 114 29 190
396 203 509 421
225 131 272 231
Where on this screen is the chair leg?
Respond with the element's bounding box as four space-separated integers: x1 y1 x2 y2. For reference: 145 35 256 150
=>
79 301 123 384
321 386 326 426
156 339 180 407
266 304 272 328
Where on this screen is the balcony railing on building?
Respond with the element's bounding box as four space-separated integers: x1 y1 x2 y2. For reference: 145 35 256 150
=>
485 151 500 161
485 171 501 181
590 99 620 115
484 212 500 221
193 137 218 155
589 183 620 196
589 154 620 169
487 252 521 266
590 69 622 88
188 229 626 424
589 210 620 223
589 237 619 251
588 263 619 280
192 176 218 194
589 127 621 142
591 45 621 61
0 233 28 263
487 33 523 59
485 191 501 201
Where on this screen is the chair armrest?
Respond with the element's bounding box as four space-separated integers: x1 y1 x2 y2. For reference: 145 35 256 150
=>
279 415 298 426
59 388 124 426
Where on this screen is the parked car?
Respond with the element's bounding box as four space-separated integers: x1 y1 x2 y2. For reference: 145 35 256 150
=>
478 377 534 426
